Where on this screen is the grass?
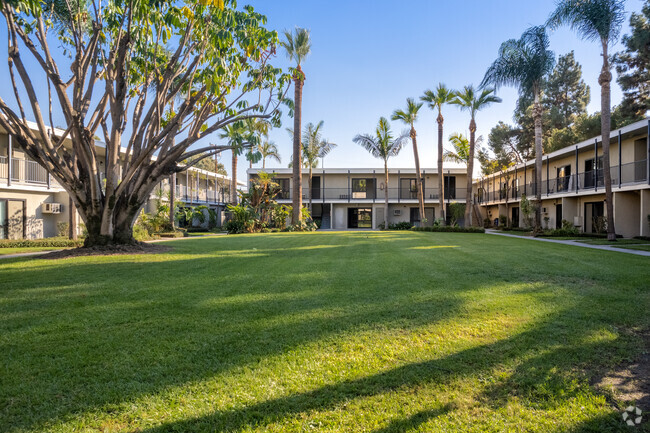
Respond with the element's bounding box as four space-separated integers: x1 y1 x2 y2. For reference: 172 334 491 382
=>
0 246 66 255
576 238 649 246
1 231 649 432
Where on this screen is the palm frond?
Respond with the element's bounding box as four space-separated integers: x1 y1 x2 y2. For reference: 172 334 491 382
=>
547 0 626 43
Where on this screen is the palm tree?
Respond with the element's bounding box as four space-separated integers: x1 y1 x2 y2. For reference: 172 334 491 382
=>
299 121 337 213
281 27 311 224
246 118 271 168
392 98 426 225
444 133 472 165
547 0 626 241
219 122 248 204
353 117 409 229
451 86 501 226
258 140 281 169
421 84 456 224
481 26 555 233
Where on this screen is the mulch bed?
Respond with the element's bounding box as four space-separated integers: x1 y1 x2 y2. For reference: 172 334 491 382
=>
42 243 171 259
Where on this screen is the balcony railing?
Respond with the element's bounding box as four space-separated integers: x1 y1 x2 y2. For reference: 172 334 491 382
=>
477 159 648 204
175 185 227 204
275 187 466 202
0 155 58 187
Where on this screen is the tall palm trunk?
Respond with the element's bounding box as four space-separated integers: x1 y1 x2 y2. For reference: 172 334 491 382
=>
600 40 616 241
292 66 304 224
231 151 238 204
384 159 389 228
465 119 476 226
437 113 445 224
410 127 426 226
533 90 543 233
262 157 266 169
308 166 313 214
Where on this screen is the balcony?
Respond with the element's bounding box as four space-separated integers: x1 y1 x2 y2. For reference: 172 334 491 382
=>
175 185 227 204
0 155 59 188
477 160 648 204
275 187 466 202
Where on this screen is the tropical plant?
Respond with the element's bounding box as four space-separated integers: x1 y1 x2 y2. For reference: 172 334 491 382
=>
444 133 476 164
353 117 409 229
300 121 337 213
482 26 555 233
421 84 456 224
452 86 502 226
281 27 312 224
392 98 426 224
448 202 466 227
258 140 281 169
219 122 259 205
547 0 627 241
0 1 288 246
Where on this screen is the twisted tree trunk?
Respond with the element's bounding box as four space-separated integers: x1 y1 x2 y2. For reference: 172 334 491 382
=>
600 40 616 241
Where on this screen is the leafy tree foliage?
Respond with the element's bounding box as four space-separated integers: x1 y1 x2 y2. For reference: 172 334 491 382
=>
613 0 650 120
0 0 289 245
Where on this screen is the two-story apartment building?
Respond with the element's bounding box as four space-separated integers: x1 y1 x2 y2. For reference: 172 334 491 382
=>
0 124 243 240
247 167 468 229
474 118 650 238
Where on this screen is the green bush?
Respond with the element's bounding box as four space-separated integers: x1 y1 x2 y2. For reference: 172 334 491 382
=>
56 222 69 237
0 237 83 248
388 221 414 230
412 226 485 233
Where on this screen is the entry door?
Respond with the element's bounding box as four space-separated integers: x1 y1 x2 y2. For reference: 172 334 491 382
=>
0 200 6 239
7 200 24 240
555 204 562 229
410 207 420 225
511 207 520 228
584 202 605 233
311 176 321 200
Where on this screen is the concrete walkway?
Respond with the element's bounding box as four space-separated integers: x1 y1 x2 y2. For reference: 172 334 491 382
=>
0 250 63 260
485 229 650 257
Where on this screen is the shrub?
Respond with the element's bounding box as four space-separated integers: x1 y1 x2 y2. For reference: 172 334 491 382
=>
483 217 492 228
499 214 507 228
520 194 537 229
388 221 414 230
448 203 466 226
56 222 69 237
0 237 83 248
412 226 485 233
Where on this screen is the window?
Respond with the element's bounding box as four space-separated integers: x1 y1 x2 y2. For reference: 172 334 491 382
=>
352 178 376 199
348 208 372 228
400 178 424 199
556 165 571 192
584 157 603 188
276 178 290 199
444 176 455 199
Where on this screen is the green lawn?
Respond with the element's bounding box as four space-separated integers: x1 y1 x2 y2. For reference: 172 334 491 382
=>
1 232 649 432
0 246 66 256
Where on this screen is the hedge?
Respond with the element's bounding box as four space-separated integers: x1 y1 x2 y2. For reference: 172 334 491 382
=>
0 237 83 248
411 226 485 234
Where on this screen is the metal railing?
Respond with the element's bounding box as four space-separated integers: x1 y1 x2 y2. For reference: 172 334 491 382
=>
0 156 54 185
275 187 466 202
477 160 648 204
175 185 226 203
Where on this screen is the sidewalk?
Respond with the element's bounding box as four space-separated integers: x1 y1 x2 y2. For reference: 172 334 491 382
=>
485 229 650 257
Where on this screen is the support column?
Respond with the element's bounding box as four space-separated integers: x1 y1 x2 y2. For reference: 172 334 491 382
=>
373 169 376 203
397 170 401 203
322 169 325 204
618 130 622 188
575 146 579 193
546 155 549 197
7 134 12 186
347 170 351 203
594 138 598 192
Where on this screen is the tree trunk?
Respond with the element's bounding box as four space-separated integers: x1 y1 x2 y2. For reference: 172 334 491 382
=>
465 119 476 227
68 196 77 240
292 67 304 224
410 127 426 226
533 91 543 233
263 157 266 169
308 166 313 215
169 173 176 229
437 112 445 225
600 40 616 241
384 159 389 229
231 150 237 204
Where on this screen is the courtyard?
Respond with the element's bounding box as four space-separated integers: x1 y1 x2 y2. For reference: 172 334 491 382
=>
1 231 648 432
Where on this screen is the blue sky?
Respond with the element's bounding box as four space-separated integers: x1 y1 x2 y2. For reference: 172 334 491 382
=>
0 0 646 181
240 0 646 179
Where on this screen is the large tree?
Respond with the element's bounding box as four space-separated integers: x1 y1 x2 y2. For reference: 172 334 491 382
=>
545 51 591 130
353 117 409 229
421 84 456 224
548 0 626 242
392 98 426 225
480 121 526 175
482 26 554 233
281 27 311 224
613 0 650 121
0 0 289 246
452 86 501 226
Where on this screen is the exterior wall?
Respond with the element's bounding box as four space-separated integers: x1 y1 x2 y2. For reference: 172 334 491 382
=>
641 190 650 237
614 191 640 239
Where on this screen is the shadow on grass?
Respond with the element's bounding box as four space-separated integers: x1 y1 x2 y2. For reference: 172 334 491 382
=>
0 233 647 432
